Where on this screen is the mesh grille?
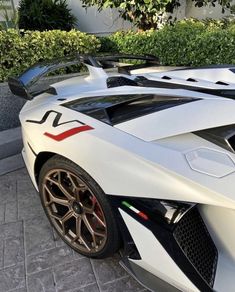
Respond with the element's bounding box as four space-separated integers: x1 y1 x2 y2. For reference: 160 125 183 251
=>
173 207 218 287
106 77 138 88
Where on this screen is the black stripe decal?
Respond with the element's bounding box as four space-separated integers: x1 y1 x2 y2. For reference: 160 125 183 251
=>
26 110 85 127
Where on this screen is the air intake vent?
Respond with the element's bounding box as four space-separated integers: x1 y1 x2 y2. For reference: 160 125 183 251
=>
215 81 229 86
194 124 235 153
187 78 197 82
228 134 235 151
161 76 172 80
174 208 217 288
64 94 199 125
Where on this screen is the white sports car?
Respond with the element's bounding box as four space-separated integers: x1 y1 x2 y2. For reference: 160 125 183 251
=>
8 55 235 292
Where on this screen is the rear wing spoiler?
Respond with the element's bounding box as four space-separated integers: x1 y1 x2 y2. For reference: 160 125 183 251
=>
8 54 160 100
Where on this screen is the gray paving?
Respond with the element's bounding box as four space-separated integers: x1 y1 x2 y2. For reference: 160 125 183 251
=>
0 168 146 292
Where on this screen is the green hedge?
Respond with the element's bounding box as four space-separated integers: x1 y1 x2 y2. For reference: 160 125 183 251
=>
0 29 100 82
2 19 235 82
100 19 235 66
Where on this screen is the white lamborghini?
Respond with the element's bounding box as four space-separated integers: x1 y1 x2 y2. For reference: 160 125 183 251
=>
8 55 235 292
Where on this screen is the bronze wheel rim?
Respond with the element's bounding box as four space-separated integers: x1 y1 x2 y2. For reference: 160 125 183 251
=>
42 169 107 253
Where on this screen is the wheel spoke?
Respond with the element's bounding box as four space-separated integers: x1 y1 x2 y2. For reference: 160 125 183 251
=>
61 211 74 235
59 184 75 201
47 177 60 186
79 236 91 251
83 206 94 214
94 231 106 238
83 215 97 248
44 185 70 207
56 171 62 184
71 217 82 243
93 212 106 227
50 212 63 221
62 210 74 223
67 173 78 190
83 214 95 234
76 217 82 238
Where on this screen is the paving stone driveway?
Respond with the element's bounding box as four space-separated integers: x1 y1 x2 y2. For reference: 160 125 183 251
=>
0 168 147 292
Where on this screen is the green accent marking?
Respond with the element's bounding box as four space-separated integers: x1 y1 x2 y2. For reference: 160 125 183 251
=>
122 201 132 208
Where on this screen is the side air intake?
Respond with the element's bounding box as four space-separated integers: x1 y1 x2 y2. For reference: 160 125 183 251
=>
174 207 218 288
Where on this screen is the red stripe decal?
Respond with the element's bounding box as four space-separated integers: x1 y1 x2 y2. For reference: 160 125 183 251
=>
44 125 93 141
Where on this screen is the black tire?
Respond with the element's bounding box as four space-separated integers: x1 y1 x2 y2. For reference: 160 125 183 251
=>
38 155 121 258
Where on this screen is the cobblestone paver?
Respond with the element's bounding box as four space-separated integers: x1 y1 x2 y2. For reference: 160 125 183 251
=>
0 168 146 292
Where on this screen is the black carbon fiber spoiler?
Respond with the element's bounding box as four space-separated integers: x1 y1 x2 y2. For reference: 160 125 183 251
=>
8 54 160 100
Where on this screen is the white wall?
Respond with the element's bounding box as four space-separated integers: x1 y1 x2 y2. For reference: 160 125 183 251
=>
67 0 133 35
0 0 16 22
185 0 234 19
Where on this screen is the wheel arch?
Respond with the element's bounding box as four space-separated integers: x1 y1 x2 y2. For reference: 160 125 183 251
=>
34 151 56 185
34 151 95 188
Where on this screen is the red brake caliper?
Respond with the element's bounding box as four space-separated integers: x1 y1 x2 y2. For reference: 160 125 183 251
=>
91 196 103 228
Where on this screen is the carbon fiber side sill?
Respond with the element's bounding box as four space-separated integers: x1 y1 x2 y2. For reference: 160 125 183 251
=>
120 257 181 292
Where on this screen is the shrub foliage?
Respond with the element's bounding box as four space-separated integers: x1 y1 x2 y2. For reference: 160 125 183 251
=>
18 0 77 31
0 29 100 82
81 0 232 30
100 19 235 66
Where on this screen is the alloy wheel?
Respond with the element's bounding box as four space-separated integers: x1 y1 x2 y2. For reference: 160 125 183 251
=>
42 169 107 253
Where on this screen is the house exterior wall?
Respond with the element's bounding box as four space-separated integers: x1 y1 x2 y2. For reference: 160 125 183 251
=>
67 0 234 34
67 0 133 35
185 0 234 19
